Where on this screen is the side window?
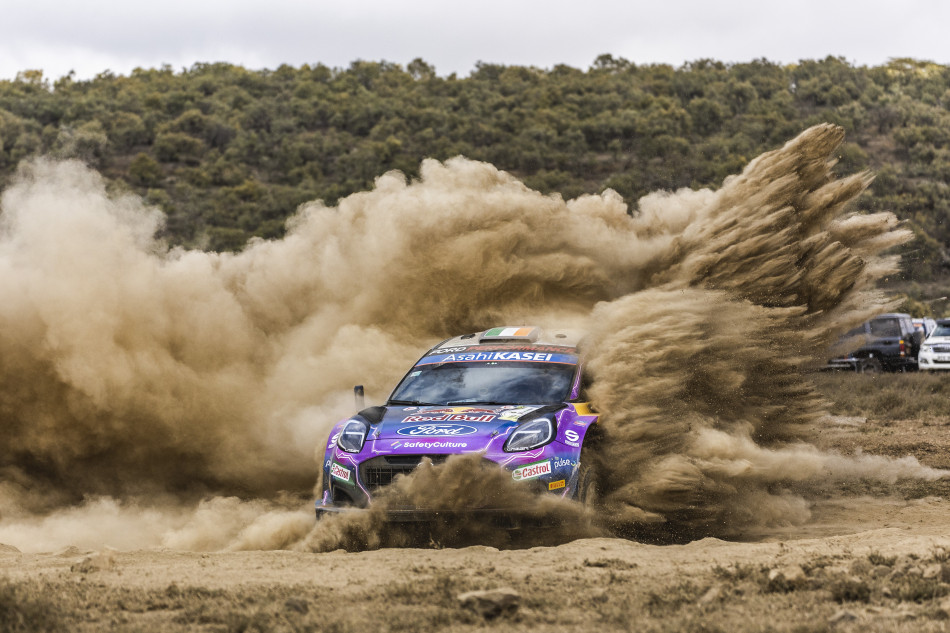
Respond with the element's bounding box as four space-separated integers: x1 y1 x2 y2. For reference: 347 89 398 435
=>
902 319 915 337
845 323 867 337
576 370 593 402
869 318 900 337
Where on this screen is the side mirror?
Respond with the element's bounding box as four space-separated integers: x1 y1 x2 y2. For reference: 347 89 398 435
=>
354 385 365 409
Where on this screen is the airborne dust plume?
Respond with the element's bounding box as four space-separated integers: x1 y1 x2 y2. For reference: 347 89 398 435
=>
0 124 943 552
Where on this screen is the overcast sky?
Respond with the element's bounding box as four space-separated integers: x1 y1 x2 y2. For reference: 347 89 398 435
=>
2 0 948 81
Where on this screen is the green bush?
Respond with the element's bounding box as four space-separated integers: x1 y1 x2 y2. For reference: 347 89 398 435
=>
153 131 205 163
2 56 950 264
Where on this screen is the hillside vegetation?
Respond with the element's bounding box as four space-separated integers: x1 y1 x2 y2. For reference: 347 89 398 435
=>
1 56 948 285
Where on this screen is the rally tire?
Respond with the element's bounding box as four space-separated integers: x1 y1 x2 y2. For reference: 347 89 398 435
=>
576 460 598 507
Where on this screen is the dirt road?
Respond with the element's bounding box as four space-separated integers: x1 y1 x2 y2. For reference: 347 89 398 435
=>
3 397 950 633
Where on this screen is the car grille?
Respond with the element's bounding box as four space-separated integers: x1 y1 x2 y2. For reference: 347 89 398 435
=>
359 455 449 490
932 346 950 353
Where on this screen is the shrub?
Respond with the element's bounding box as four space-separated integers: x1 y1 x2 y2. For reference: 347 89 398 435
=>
0 580 66 632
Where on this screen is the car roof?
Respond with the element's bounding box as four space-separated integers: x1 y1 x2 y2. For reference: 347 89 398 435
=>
430 326 583 351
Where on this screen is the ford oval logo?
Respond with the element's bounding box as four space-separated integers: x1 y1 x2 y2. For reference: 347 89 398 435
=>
396 424 478 437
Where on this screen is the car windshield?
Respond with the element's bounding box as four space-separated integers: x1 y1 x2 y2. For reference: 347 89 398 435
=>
869 318 900 337
931 325 950 338
389 361 577 406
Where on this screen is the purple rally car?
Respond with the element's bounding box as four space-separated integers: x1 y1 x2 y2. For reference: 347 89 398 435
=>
315 326 600 518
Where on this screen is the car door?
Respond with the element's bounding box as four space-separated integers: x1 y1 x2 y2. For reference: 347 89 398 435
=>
867 317 902 362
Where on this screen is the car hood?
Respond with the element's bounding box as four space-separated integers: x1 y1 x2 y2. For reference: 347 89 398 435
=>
925 337 950 345
370 404 553 440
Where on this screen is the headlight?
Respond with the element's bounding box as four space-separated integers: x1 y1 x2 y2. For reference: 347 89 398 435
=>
504 417 555 452
337 419 369 453
922 344 933 352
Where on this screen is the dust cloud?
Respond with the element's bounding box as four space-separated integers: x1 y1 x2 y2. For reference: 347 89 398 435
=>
580 126 929 537
0 124 941 553
297 454 599 552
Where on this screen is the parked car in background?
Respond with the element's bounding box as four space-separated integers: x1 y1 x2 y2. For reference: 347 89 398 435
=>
917 318 950 371
827 313 922 373
912 317 937 340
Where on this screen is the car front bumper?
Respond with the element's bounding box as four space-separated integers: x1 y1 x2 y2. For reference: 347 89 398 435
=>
918 351 950 370
317 446 582 513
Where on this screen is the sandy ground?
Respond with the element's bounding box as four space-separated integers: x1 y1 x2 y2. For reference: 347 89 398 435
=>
3 413 950 632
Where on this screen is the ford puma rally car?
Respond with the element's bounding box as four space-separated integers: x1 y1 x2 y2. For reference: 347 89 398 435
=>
315 327 599 517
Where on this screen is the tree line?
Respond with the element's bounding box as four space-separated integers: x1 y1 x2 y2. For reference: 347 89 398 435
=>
1 55 949 286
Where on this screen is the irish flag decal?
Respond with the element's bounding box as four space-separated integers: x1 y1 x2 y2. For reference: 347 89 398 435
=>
484 327 535 338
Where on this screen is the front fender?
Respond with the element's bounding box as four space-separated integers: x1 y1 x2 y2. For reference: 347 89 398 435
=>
317 420 349 504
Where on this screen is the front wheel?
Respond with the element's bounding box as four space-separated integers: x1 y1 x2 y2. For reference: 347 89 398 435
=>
576 460 598 507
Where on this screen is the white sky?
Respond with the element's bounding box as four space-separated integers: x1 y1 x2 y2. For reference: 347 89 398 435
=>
2 0 948 81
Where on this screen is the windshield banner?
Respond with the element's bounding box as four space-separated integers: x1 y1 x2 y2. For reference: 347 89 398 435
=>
416 351 577 365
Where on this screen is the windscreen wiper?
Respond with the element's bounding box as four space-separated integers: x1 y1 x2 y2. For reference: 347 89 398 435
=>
387 399 441 406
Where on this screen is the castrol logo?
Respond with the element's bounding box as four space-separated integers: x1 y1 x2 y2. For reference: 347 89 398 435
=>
330 463 351 482
511 460 552 481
